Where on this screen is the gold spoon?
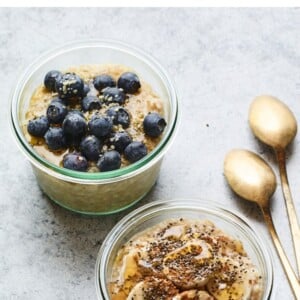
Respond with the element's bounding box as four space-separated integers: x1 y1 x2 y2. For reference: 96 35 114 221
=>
224 149 300 298
249 95 300 275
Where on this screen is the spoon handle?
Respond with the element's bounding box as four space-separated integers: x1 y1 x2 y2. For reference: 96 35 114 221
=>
261 205 300 298
276 149 300 276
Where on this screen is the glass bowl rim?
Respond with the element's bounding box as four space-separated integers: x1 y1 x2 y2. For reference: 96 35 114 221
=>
95 198 274 300
10 39 179 183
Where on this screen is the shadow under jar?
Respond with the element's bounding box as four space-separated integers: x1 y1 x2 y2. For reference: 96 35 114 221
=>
10 40 179 215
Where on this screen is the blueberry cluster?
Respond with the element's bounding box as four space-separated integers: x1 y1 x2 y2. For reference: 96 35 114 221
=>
27 69 167 172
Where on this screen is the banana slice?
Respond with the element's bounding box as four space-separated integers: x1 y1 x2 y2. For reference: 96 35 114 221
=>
120 250 139 283
162 224 186 240
110 249 141 296
163 240 219 289
126 282 144 300
216 235 246 257
207 257 262 300
172 290 214 300
127 277 179 300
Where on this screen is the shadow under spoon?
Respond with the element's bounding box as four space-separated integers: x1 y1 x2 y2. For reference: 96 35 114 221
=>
224 149 300 299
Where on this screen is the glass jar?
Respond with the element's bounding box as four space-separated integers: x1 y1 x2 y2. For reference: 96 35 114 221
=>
10 40 179 215
96 199 273 299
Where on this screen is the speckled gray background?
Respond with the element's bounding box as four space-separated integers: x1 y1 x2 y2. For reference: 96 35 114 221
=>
1 7 300 299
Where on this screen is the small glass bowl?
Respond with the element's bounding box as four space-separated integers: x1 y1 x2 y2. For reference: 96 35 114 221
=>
10 40 179 215
96 199 273 299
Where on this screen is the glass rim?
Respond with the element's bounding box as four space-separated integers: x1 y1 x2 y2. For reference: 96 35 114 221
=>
95 199 274 300
9 39 179 183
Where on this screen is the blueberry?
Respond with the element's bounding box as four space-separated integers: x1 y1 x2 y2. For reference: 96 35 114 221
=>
63 152 88 172
50 96 67 106
124 141 147 163
81 96 101 112
88 115 113 138
81 83 91 98
44 70 62 92
106 106 130 128
106 106 117 119
97 150 121 172
93 74 116 91
110 131 132 153
80 135 102 161
102 87 126 105
44 127 66 150
46 100 68 124
64 111 85 146
117 72 141 94
143 112 167 137
65 135 82 149
55 73 84 99
67 109 85 118
27 116 49 137
62 113 87 139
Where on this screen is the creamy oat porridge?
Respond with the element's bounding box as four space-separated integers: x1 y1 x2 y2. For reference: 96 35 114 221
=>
24 64 166 172
110 219 262 300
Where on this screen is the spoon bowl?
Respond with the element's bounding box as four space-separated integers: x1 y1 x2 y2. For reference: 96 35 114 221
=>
249 95 297 149
224 149 276 206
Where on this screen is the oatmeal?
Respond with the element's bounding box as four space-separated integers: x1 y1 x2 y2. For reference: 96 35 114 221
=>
24 64 166 172
110 219 263 300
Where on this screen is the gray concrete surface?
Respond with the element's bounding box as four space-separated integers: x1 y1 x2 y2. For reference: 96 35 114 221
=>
1 7 300 299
